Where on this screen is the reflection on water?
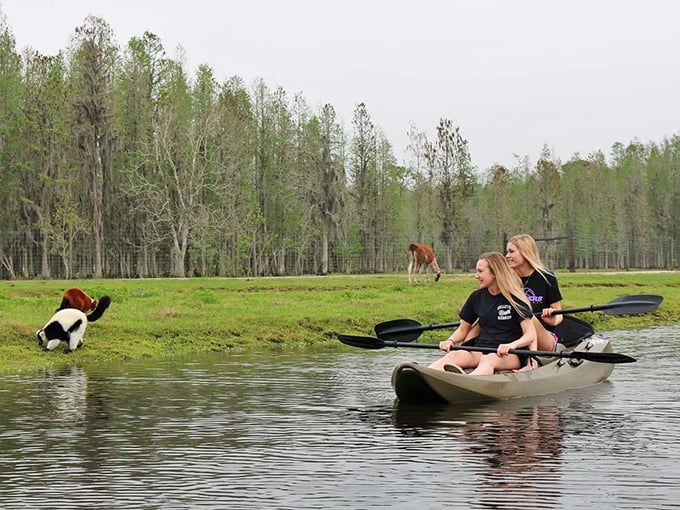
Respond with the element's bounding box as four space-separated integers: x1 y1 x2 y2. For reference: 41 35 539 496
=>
0 326 679 509
393 397 568 509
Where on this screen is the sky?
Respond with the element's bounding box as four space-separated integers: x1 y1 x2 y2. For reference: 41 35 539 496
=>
2 0 679 172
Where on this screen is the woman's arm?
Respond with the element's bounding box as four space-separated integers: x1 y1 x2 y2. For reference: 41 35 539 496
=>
497 317 536 355
439 319 473 351
540 301 563 326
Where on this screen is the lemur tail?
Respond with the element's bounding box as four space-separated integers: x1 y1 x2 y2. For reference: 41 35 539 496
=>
87 295 111 322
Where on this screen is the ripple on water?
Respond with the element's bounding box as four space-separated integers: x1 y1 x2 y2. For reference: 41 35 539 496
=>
0 331 678 509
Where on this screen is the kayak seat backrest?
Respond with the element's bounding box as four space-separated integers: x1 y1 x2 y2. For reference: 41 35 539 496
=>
556 316 595 347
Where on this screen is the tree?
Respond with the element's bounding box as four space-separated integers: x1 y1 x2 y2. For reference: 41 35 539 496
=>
251 79 295 276
534 146 561 234
533 146 563 263
303 103 345 275
0 9 22 157
349 102 377 272
212 76 255 276
424 119 475 271
373 129 403 272
20 51 74 278
114 31 169 277
405 122 438 247
68 15 118 277
644 138 680 268
611 141 652 268
0 13 24 277
483 164 513 244
131 56 221 278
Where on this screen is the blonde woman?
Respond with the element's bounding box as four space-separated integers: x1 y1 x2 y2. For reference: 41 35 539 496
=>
429 252 536 375
506 234 563 369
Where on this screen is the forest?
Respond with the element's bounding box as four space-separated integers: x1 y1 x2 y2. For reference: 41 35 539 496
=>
1 12 679 279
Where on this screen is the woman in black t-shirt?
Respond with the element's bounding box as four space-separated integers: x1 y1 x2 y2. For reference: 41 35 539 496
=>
506 234 563 366
429 252 536 375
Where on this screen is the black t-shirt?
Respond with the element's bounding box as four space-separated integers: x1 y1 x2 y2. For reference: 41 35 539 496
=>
459 288 532 349
521 270 563 332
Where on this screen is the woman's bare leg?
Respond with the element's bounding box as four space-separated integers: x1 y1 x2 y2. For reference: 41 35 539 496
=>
515 317 557 372
470 353 521 375
428 350 481 371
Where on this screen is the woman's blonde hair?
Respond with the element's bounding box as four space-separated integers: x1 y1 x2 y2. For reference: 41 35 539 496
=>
508 233 554 280
480 251 531 317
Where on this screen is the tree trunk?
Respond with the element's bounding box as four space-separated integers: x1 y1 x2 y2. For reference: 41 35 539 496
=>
320 220 329 275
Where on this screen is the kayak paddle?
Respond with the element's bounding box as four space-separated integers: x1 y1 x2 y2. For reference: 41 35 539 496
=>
336 333 637 364
374 294 663 342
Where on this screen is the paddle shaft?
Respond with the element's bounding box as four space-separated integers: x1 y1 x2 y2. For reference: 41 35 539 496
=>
336 333 636 363
381 338 592 359
378 298 660 338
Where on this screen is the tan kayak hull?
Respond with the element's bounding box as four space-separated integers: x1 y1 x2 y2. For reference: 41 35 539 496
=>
391 337 615 404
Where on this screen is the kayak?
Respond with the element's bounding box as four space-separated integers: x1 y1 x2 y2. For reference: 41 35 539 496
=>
390 335 615 404
337 311 639 404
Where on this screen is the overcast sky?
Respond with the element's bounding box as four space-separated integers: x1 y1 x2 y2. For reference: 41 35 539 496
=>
2 0 679 172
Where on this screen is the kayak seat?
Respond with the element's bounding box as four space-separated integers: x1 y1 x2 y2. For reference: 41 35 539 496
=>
555 316 595 348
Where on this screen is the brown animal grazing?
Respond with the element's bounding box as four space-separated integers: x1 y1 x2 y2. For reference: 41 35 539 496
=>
407 243 442 283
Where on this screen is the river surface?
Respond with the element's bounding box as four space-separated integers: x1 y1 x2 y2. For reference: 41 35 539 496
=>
0 326 679 509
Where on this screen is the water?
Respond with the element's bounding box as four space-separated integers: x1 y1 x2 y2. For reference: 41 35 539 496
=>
0 326 678 509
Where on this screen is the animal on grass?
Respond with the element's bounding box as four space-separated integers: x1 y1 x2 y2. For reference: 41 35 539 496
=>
407 242 442 283
57 287 99 314
37 295 111 353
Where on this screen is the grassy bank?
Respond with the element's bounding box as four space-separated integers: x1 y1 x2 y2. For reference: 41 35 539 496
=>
1 271 677 375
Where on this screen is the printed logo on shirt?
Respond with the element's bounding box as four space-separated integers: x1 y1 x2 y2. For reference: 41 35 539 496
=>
524 287 544 305
497 304 512 321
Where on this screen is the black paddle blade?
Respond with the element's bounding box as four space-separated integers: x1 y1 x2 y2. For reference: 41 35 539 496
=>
605 295 663 316
374 319 423 342
570 350 637 364
337 333 386 349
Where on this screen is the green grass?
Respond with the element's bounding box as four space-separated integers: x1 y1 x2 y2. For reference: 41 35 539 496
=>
1 271 678 375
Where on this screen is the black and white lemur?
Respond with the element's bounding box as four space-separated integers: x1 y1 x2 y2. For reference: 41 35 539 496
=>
36 291 111 352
